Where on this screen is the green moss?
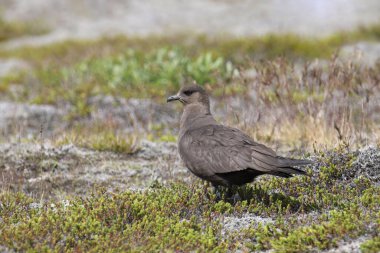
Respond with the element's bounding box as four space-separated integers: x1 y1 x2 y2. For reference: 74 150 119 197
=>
361 237 380 253
271 209 368 252
0 148 379 252
0 185 229 252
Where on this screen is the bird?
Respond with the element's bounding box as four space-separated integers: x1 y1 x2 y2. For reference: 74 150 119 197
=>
167 84 312 187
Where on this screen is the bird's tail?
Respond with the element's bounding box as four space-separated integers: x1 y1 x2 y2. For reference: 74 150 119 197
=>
276 156 313 167
273 157 313 177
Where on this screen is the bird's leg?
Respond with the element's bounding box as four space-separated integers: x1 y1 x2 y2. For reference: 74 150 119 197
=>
203 181 214 201
211 183 224 202
210 184 242 203
226 185 242 204
226 185 233 199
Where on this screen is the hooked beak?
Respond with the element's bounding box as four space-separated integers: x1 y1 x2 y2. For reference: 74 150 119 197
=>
167 95 181 103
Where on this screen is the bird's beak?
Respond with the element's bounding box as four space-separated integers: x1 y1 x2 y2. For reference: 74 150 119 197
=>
167 95 181 103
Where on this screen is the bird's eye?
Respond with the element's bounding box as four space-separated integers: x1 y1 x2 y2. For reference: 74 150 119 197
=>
184 90 195 96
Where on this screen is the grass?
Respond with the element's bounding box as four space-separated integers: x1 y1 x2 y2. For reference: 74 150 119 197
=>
227 57 380 150
0 147 379 252
1 23 379 123
54 123 140 154
1 48 379 150
0 15 49 42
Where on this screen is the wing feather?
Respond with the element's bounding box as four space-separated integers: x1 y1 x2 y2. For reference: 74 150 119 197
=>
179 125 277 177
179 124 310 181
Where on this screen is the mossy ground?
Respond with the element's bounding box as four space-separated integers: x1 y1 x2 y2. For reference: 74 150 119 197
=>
0 23 380 252
0 147 379 252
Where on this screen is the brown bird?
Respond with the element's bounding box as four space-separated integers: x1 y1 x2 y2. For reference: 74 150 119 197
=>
167 84 311 187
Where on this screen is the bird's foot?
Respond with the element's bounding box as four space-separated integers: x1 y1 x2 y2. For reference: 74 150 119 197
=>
230 192 242 204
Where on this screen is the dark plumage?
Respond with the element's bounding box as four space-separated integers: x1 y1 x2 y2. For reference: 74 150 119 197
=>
167 85 312 186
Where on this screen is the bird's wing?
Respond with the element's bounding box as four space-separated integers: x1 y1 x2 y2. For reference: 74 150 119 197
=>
179 124 284 176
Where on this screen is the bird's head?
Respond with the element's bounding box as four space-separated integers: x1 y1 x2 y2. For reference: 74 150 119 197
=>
167 85 210 109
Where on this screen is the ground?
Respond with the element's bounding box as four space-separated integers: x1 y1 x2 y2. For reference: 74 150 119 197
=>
0 1 380 252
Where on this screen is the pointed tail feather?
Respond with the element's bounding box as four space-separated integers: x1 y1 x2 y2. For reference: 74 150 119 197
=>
279 166 307 175
276 157 313 167
275 156 312 177
268 171 293 178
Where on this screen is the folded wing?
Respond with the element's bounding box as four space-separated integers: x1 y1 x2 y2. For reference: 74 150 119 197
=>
179 125 311 185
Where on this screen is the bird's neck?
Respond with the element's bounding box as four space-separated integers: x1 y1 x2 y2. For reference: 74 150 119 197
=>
179 104 216 137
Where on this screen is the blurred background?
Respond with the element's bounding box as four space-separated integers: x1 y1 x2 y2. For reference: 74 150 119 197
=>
0 0 379 194
1 0 380 43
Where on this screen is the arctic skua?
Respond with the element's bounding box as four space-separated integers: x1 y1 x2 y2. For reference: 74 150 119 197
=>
167 85 311 187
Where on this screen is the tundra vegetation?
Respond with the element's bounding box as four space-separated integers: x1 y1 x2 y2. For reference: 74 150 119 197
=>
0 19 379 252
